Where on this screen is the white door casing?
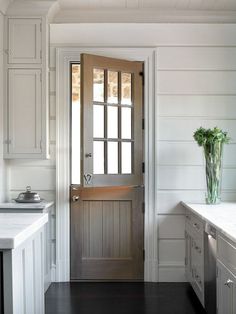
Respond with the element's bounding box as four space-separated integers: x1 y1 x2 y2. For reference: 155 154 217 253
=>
56 47 158 282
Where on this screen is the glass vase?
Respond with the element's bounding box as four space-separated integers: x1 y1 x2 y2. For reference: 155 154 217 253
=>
203 141 223 205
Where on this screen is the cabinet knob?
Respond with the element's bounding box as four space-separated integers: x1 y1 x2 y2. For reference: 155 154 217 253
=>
224 279 233 287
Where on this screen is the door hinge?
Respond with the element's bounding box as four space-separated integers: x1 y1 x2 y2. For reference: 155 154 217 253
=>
40 23 42 32
40 50 42 59
142 162 145 173
40 72 42 82
139 71 144 86
142 202 145 214
143 249 145 261
142 118 145 130
184 257 187 266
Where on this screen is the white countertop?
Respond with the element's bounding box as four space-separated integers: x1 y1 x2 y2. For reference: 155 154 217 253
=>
0 213 48 249
182 202 236 243
0 201 54 210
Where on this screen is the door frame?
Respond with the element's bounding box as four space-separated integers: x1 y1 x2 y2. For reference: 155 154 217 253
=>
56 47 158 282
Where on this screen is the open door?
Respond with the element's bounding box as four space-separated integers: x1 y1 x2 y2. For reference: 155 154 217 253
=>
70 54 144 280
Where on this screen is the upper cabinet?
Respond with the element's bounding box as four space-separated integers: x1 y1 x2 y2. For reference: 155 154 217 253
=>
4 15 49 159
8 18 42 64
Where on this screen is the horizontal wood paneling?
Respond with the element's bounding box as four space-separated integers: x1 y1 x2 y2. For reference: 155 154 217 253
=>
157 71 236 94
158 142 236 166
158 215 185 239
157 190 236 214
159 239 185 265
9 167 56 190
157 47 236 70
158 95 236 118
158 118 236 142
158 166 236 190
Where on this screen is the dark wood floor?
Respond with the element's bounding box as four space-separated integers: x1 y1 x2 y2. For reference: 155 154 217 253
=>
45 282 206 314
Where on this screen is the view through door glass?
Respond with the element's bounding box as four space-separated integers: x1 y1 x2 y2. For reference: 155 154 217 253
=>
70 54 144 281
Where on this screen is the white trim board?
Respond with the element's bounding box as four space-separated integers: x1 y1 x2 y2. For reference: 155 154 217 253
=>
56 47 157 282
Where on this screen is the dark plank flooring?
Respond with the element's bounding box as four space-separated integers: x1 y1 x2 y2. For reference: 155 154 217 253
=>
45 283 206 314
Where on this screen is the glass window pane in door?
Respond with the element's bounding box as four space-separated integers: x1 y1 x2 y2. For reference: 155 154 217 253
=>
107 106 118 138
93 141 104 174
121 73 132 105
121 107 132 139
121 142 132 174
93 68 104 102
108 142 118 174
108 71 118 104
71 64 81 184
93 105 104 138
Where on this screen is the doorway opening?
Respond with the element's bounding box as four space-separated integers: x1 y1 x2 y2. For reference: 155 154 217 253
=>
70 54 144 281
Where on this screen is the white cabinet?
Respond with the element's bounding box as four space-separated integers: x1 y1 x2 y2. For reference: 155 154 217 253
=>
217 234 236 314
217 260 236 314
7 69 42 156
8 18 42 64
4 16 49 159
185 211 205 307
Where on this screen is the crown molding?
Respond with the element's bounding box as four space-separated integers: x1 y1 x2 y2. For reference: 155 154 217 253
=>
53 8 236 24
0 0 12 15
7 0 59 17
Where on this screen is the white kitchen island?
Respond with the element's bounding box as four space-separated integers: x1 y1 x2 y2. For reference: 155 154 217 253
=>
0 213 48 314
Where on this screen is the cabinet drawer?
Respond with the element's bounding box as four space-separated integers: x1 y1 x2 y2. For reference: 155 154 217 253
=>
217 235 236 276
186 212 204 237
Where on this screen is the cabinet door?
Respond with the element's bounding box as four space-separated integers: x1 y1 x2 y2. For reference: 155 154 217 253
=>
217 261 236 314
8 18 42 64
8 69 42 155
185 230 192 280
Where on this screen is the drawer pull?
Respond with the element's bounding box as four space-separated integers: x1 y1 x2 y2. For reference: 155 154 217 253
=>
193 223 200 230
224 279 233 288
195 245 202 254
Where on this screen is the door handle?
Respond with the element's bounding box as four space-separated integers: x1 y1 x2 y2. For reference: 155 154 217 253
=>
72 195 80 202
224 279 233 288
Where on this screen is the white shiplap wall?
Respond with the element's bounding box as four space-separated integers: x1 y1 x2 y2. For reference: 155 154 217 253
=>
156 46 236 281
0 12 6 202
7 23 236 282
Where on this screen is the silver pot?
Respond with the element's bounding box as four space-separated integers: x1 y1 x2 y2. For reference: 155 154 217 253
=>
14 186 42 203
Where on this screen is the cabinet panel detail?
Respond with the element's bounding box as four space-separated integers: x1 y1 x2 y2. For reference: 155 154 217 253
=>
8 18 42 64
8 69 42 155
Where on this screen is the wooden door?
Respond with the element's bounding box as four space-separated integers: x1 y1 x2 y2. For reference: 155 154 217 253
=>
71 54 144 280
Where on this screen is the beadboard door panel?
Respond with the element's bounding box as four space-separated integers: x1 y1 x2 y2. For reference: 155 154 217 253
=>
71 186 144 280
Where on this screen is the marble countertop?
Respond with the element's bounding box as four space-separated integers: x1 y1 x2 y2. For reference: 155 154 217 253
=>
0 213 48 249
182 202 236 243
0 201 54 210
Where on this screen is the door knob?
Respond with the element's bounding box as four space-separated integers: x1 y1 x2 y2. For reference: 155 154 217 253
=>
72 195 80 202
85 153 92 158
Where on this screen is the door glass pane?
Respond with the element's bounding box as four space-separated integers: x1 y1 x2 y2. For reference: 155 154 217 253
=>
93 68 104 102
108 142 118 174
107 106 118 138
121 107 132 139
93 141 104 174
121 73 132 105
93 105 104 138
122 142 132 174
108 71 118 104
71 64 81 184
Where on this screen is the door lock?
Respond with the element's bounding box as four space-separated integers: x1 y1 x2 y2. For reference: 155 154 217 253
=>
72 195 80 202
85 153 92 158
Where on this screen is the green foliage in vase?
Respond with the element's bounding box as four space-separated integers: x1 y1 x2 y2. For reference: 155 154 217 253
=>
193 127 230 204
193 127 230 147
